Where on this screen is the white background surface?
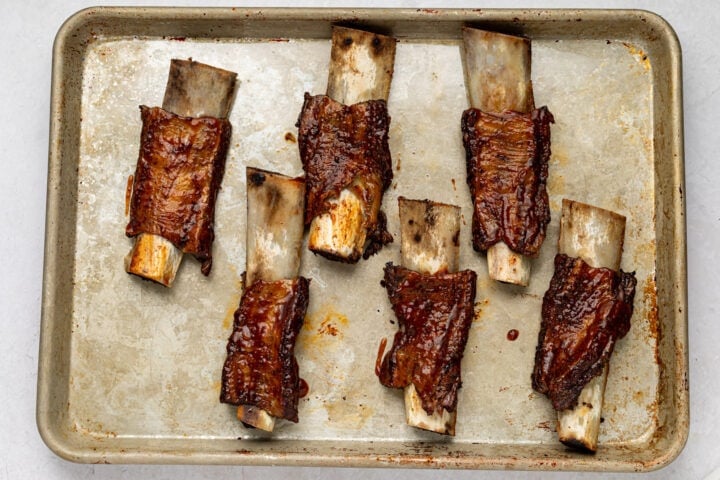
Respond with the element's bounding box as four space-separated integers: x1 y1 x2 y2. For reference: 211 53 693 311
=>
1 0 716 478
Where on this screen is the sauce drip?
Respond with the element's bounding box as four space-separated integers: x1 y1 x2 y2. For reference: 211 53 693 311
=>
125 175 134 216
507 329 519 341
298 378 309 398
375 337 388 377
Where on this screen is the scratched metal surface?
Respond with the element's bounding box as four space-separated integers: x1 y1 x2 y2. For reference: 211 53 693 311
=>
38 8 687 471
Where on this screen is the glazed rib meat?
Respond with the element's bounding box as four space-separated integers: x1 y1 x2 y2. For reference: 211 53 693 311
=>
126 105 231 275
377 264 477 416
221 277 310 422
296 93 393 261
532 253 636 411
461 107 553 256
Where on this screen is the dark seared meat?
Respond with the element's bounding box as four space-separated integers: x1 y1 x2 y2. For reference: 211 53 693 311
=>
461 107 553 256
377 264 477 416
126 106 231 275
297 93 393 223
220 278 310 422
362 210 394 260
532 254 636 411
297 93 393 256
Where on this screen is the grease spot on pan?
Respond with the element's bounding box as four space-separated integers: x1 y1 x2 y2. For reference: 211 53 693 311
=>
643 274 660 365
221 277 244 331
303 304 349 340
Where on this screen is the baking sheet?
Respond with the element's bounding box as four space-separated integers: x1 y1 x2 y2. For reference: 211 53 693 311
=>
38 8 687 471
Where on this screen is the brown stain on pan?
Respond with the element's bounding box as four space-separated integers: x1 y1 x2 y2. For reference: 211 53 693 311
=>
638 274 663 442
318 316 342 337
536 420 552 431
324 400 374 429
473 298 490 322
550 146 570 167
212 380 222 395
622 42 651 71
302 304 349 343
643 274 660 366
547 174 565 197
633 240 657 270
222 277 244 331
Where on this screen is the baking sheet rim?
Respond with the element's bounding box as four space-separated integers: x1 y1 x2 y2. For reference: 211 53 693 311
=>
37 6 688 471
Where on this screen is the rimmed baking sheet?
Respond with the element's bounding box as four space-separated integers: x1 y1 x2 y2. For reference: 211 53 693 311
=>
38 7 687 471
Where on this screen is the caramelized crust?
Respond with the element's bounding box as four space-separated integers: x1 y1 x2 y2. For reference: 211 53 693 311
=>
532 254 636 411
297 94 393 255
220 278 310 422
126 106 231 275
461 107 553 256
377 264 477 416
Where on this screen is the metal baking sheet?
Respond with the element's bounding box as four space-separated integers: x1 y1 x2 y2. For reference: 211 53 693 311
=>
38 7 687 471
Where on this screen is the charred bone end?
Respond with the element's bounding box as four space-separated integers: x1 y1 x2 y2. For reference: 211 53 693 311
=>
237 404 277 432
245 167 306 285
398 197 461 275
328 26 397 105
557 371 607 453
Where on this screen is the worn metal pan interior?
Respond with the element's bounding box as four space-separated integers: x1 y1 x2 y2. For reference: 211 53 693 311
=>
38 7 687 471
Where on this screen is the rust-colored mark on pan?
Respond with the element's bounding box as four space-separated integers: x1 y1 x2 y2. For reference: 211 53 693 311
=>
212 380 222 395
222 278 245 331
622 42 651 71
536 420 552 431
548 174 565 198
473 298 489 323
303 304 349 341
551 146 570 167
318 316 344 337
643 274 660 365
